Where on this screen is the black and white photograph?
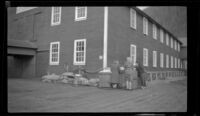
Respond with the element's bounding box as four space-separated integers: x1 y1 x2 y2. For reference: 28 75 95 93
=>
6 5 188 113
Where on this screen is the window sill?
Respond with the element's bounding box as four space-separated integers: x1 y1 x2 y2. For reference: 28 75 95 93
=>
75 17 87 21
73 62 86 65
130 26 136 30
51 22 61 26
49 62 59 65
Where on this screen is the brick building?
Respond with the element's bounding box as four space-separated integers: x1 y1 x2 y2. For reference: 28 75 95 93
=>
7 7 185 81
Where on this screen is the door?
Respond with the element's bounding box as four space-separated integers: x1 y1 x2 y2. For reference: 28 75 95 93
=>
7 55 23 78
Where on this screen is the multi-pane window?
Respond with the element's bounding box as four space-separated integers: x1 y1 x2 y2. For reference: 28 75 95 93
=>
171 56 173 68
49 42 60 65
160 29 164 43
75 7 87 21
178 58 180 68
74 39 86 65
143 48 148 66
153 51 157 67
175 57 177 68
179 43 181 52
174 40 177 51
130 8 137 29
51 7 62 26
180 61 183 69
153 24 157 39
143 17 148 35
160 53 164 68
166 33 169 46
177 42 180 52
166 54 169 68
130 44 137 65
171 37 174 49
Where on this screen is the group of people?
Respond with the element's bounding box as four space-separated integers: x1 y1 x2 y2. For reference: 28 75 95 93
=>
110 57 146 90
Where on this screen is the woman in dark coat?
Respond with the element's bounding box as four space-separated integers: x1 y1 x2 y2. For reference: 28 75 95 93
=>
135 61 146 88
110 60 120 88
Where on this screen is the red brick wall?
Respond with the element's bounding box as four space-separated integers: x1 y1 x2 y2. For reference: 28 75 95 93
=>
108 7 181 72
8 7 182 78
34 7 104 77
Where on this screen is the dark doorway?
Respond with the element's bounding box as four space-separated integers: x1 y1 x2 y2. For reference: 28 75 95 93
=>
7 55 35 78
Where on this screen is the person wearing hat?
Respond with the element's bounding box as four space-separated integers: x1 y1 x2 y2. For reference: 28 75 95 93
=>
124 57 134 90
110 60 120 88
135 61 146 89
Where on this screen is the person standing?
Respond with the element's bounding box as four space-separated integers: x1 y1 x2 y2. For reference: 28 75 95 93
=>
110 60 120 88
135 61 146 89
124 57 134 90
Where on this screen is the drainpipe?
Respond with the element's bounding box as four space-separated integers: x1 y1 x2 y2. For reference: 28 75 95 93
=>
103 6 108 70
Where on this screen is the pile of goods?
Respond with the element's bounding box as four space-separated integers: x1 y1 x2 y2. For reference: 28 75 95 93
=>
41 73 62 83
41 72 99 87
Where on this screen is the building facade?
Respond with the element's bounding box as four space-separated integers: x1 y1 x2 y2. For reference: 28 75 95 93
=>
7 7 185 81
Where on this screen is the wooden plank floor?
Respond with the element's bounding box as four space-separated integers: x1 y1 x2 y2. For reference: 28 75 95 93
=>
8 78 187 112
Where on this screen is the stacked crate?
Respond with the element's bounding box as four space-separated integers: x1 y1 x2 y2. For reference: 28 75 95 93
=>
98 71 111 88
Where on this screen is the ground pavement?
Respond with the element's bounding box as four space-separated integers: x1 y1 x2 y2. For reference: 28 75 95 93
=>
8 77 187 112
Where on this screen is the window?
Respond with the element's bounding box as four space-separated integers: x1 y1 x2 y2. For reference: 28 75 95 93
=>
153 51 157 67
74 39 86 65
153 24 157 39
130 8 137 29
16 7 37 14
49 42 60 65
75 7 87 21
160 53 164 68
143 17 148 35
175 57 177 68
178 58 180 68
166 54 169 68
171 56 173 68
143 48 148 66
130 44 137 65
51 7 62 26
180 61 182 69
174 40 177 51
178 43 180 52
171 37 174 49
160 29 164 43
178 42 180 51
166 33 169 46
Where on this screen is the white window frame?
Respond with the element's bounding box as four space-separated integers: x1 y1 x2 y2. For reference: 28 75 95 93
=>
160 53 164 68
166 33 169 46
178 43 180 52
160 29 164 43
180 61 182 69
153 24 157 39
143 48 148 66
49 41 60 65
74 39 87 65
153 51 157 67
75 7 87 21
175 57 177 68
130 8 137 29
51 7 62 26
166 54 169 68
143 17 148 35
174 40 177 51
130 44 137 65
171 56 173 68
171 37 174 49
178 58 180 68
